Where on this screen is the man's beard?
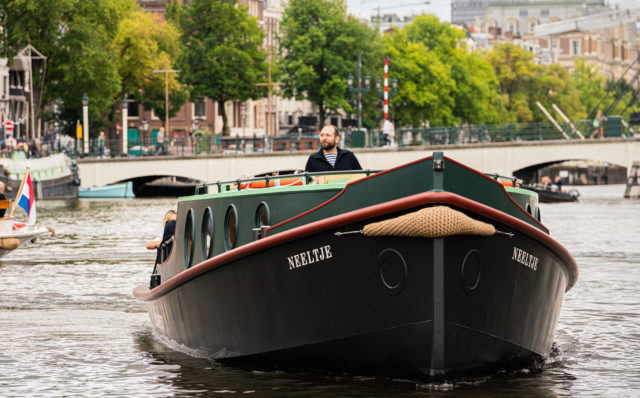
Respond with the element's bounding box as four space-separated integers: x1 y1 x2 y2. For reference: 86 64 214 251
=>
322 141 336 150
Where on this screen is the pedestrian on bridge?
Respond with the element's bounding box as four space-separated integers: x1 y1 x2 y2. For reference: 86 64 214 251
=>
155 127 166 155
590 110 607 139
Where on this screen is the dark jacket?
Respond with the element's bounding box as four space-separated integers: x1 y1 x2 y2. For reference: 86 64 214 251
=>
304 147 362 172
156 220 176 264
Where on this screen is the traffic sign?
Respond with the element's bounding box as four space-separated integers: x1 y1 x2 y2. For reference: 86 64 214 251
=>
4 120 14 132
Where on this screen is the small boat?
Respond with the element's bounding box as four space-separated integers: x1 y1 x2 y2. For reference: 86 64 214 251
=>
134 152 578 379
79 182 134 198
0 152 80 200
0 218 52 258
522 183 580 203
0 169 54 258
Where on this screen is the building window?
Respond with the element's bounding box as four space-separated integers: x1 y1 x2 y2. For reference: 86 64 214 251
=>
519 10 528 17
572 41 579 55
127 96 139 118
194 100 206 118
541 9 549 17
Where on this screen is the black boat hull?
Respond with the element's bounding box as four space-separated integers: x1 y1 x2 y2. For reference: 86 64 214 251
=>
138 197 570 378
523 185 579 203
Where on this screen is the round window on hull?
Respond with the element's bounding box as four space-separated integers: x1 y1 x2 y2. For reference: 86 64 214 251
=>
225 204 238 251
254 202 271 228
184 209 195 269
201 207 214 260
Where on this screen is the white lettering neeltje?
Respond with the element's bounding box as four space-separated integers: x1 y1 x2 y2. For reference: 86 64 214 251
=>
512 246 539 271
288 245 333 270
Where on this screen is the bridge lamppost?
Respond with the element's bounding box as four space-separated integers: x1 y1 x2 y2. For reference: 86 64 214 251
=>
141 119 149 148
82 93 89 156
347 53 370 130
122 97 128 155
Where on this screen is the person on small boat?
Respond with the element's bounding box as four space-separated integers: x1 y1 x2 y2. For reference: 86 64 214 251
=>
553 176 563 192
0 182 6 217
305 125 362 172
146 209 177 264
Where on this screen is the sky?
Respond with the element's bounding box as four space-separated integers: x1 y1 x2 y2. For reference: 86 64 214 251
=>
346 0 452 23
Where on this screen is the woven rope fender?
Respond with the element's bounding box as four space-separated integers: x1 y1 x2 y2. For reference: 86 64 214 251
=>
363 206 496 238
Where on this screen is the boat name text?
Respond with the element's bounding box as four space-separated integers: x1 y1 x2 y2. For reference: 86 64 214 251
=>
512 246 538 271
288 245 333 270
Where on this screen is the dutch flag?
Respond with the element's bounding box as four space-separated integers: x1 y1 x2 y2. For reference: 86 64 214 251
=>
17 171 36 226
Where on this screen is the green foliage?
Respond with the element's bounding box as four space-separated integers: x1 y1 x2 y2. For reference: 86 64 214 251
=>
487 42 584 123
114 8 188 121
384 15 501 127
279 0 381 128
176 0 267 135
572 59 606 120
0 0 186 137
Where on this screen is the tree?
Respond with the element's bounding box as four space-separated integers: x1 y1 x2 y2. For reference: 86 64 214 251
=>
279 0 380 128
1 0 185 138
383 15 501 127
384 29 454 127
486 43 537 123
530 63 583 122
47 0 129 135
175 0 267 135
113 8 188 124
488 43 586 124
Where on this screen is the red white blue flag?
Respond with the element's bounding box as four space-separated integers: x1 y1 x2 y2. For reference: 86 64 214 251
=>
17 171 36 226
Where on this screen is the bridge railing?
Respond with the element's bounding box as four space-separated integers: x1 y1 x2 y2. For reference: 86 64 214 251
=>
37 118 635 159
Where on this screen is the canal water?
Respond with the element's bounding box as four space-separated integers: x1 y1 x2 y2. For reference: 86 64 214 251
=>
0 185 639 397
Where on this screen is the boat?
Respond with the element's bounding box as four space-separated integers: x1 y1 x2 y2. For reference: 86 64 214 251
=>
0 216 53 258
0 170 54 258
134 152 578 379
79 182 134 198
521 183 580 203
0 152 80 200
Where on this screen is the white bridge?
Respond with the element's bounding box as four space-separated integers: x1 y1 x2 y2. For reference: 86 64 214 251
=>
77 137 640 188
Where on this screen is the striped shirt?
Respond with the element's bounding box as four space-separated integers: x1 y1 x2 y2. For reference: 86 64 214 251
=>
324 153 337 167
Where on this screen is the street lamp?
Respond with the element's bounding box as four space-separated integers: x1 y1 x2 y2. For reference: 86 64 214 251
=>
82 93 89 155
240 103 247 138
141 119 149 147
122 97 128 155
347 53 370 130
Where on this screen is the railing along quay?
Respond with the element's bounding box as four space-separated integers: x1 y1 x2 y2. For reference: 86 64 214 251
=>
29 117 635 160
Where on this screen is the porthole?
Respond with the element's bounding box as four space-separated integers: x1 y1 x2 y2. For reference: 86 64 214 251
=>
254 202 271 228
526 203 532 215
201 207 214 260
535 206 542 222
183 209 195 269
224 204 238 250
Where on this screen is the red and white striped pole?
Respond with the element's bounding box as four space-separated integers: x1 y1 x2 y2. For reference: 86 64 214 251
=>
384 57 389 120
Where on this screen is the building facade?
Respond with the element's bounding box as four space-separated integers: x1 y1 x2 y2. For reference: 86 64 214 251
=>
130 0 314 141
475 0 640 84
452 0 499 27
